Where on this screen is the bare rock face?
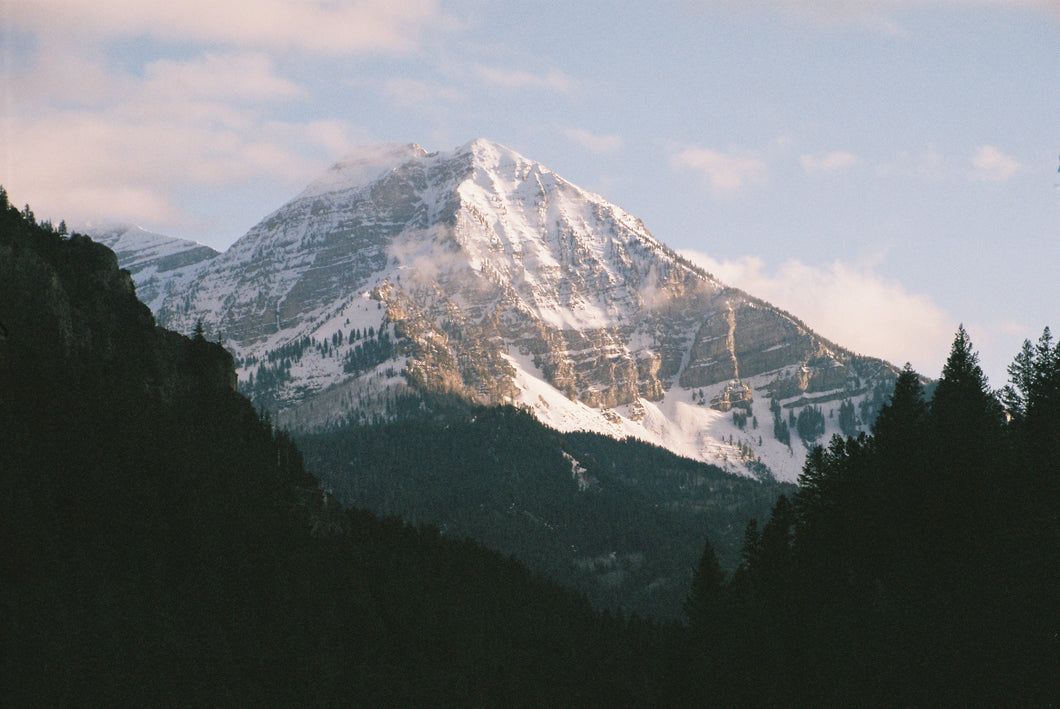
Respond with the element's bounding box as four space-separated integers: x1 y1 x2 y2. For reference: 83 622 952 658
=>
711 381 754 412
120 139 897 482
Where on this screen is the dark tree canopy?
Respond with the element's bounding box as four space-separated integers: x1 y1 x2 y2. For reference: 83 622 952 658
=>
683 326 1058 706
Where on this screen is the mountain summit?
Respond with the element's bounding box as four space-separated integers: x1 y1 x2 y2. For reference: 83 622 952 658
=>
149 139 896 481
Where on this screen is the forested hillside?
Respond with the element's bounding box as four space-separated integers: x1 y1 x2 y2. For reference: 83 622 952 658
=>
682 328 1060 706
298 409 790 620
0 192 676 706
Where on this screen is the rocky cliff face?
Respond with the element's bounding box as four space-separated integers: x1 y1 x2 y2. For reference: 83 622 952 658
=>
0 222 236 414
128 139 896 482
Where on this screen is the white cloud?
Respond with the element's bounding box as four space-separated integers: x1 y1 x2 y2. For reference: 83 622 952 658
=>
670 146 768 196
800 151 861 173
10 0 444 54
560 127 623 154
680 249 955 375
143 53 302 102
1 46 365 234
471 64 576 93
971 145 1021 183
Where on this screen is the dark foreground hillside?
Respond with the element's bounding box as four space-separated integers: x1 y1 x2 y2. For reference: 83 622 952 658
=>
0 194 678 706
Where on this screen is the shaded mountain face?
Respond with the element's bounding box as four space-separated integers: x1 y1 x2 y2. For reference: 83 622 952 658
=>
138 139 895 482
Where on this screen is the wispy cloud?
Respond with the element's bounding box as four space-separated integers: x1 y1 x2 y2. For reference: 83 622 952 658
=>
471 64 576 93
10 0 444 54
560 127 622 154
143 53 302 102
680 249 954 375
670 146 768 196
800 151 861 174
970 145 1022 183
2 46 366 233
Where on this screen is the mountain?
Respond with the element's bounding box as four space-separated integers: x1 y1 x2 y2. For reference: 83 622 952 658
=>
87 223 219 312
138 139 896 482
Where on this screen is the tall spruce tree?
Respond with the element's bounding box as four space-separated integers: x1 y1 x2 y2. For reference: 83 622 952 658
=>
872 364 927 454
927 327 1006 524
684 537 724 637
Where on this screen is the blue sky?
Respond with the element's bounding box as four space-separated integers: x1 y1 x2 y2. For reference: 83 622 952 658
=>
4 0 1058 385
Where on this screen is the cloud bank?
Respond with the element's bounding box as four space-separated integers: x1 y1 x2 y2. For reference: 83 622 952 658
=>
2 45 367 236
801 151 861 174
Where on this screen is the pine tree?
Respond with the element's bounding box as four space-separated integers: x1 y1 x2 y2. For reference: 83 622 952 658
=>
872 364 927 456
920 326 1009 604
837 399 859 437
929 326 1005 472
1002 327 1060 426
684 537 724 635
931 326 1001 427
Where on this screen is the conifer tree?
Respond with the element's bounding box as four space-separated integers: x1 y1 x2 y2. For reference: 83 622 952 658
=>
931 325 1003 434
684 537 724 635
872 364 927 457
929 326 1005 474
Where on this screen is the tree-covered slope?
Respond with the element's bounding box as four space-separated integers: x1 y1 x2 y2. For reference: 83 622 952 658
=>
682 330 1060 706
0 191 679 706
298 407 791 620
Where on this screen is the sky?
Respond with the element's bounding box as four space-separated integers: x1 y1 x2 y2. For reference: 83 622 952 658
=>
4 0 1059 386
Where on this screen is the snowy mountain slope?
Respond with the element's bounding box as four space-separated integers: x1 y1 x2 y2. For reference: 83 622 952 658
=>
125 139 896 482
86 224 220 312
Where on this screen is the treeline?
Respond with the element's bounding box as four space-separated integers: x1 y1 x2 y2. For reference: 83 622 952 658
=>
239 322 399 411
683 326 1059 706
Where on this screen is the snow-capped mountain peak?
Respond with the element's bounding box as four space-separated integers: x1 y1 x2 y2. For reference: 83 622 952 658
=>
122 139 897 482
296 143 429 201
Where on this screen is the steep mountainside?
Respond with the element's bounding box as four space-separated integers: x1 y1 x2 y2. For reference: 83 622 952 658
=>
142 139 896 481
88 223 220 312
